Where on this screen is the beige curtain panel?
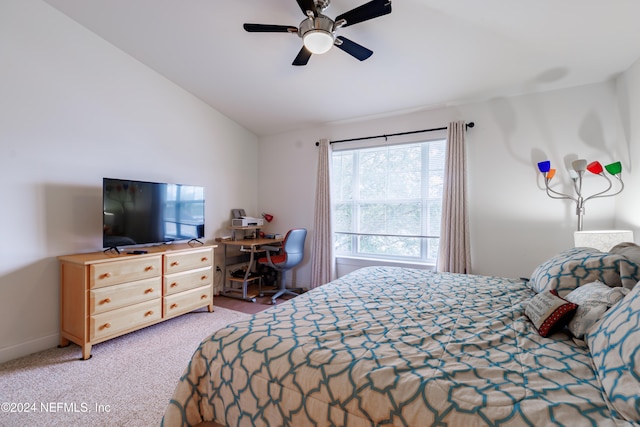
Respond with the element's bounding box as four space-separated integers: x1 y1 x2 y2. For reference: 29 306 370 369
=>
437 121 472 274
310 138 335 288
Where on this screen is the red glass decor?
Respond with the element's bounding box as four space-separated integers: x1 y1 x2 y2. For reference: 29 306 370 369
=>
586 161 603 175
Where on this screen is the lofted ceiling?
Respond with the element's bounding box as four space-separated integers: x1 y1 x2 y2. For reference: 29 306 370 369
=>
44 0 640 136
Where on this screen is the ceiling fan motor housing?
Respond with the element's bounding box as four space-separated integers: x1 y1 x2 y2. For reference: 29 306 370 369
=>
299 14 336 54
298 15 335 40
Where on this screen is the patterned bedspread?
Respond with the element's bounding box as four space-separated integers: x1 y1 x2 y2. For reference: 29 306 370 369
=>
162 266 631 426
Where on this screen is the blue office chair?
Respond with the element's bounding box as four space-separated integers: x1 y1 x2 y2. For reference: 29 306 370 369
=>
257 228 307 304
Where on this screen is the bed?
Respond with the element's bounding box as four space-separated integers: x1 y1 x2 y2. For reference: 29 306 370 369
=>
162 246 640 427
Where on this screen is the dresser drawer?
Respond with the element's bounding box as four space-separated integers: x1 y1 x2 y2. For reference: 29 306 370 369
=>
164 248 213 274
89 277 161 315
164 285 212 318
164 266 213 296
90 256 161 289
90 298 161 341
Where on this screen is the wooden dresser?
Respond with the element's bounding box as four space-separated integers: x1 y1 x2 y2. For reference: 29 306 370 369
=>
58 243 216 359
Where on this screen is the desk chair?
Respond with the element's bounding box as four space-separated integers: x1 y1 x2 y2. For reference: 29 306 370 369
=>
257 228 307 304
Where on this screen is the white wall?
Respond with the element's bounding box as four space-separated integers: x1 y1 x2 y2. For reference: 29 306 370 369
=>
614 56 640 228
258 80 628 284
0 0 258 363
462 82 623 276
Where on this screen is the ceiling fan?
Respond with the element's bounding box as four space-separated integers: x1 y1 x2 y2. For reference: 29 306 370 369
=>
243 0 392 66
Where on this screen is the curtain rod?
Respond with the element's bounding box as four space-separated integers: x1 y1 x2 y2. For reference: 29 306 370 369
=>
315 121 475 146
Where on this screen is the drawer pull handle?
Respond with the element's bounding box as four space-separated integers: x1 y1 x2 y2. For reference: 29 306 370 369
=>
171 261 179 267
145 266 154 271
144 288 154 294
100 323 111 330
170 303 178 309
170 283 178 288
201 257 208 262
100 298 111 305
100 273 111 279
144 311 154 317
201 275 208 281
201 294 208 300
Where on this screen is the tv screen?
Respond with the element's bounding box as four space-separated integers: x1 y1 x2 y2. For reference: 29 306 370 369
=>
103 178 205 249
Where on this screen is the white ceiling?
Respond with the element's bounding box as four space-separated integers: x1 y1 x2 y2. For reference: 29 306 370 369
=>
44 0 640 136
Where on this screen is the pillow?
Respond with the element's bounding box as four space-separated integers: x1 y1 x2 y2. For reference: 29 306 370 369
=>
564 281 629 339
587 283 640 422
524 290 578 337
529 247 640 297
610 241 640 265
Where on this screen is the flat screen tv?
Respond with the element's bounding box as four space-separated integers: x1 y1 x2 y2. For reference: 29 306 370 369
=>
103 178 205 250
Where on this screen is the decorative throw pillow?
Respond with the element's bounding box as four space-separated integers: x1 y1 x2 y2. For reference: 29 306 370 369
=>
564 281 629 339
524 290 578 337
529 247 640 297
587 283 640 422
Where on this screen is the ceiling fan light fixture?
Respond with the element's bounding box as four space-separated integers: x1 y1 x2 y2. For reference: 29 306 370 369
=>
303 30 334 54
244 0 393 65
299 14 335 54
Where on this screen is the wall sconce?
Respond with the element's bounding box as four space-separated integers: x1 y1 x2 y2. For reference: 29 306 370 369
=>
262 213 274 223
537 159 624 231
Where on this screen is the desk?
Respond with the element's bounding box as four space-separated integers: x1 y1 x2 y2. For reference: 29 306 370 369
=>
219 237 283 302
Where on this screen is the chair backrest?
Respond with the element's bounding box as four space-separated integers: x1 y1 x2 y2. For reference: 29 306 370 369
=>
281 228 307 269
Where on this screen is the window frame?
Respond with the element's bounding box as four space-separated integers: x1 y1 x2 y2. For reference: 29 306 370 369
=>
331 133 447 265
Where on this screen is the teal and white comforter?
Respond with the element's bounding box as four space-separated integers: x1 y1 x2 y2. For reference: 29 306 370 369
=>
162 266 632 426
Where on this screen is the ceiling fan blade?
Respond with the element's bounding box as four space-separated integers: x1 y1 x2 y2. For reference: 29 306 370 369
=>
243 23 297 33
296 0 317 16
292 46 312 66
335 36 373 61
335 0 392 27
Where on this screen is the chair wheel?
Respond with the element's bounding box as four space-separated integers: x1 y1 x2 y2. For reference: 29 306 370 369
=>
271 299 277 305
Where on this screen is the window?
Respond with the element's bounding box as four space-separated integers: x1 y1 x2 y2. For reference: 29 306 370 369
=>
163 184 205 239
332 139 446 264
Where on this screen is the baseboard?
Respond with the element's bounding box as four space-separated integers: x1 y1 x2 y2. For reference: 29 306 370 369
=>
0 333 60 364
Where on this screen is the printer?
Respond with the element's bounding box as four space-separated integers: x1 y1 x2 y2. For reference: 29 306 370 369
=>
231 216 264 227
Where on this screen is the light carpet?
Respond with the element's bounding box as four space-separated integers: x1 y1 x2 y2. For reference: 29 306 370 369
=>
0 306 250 427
